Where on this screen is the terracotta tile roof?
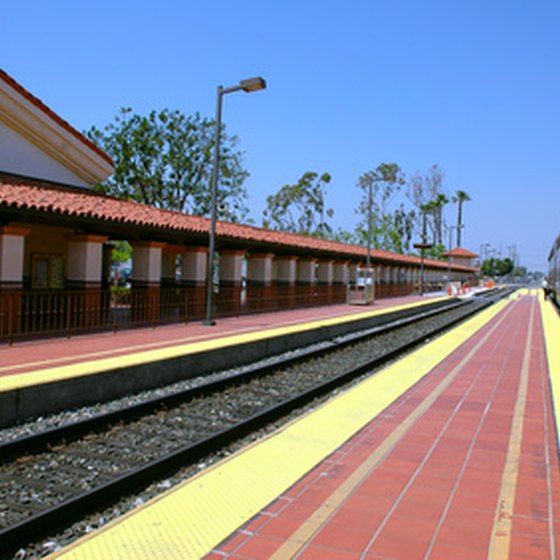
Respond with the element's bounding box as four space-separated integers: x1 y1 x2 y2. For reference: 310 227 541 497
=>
0 69 113 166
442 247 479 258
0 174 476 272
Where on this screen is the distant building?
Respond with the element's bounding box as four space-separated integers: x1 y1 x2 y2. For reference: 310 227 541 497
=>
441 247 479 269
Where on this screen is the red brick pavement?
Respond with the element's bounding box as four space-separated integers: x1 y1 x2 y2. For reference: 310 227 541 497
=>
207 294 560 559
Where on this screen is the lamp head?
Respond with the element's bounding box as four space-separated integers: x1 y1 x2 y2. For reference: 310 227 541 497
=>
240 76 267 92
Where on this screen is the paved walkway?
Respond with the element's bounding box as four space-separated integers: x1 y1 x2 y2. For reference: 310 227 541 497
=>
207 293 559 559
0 295 427 377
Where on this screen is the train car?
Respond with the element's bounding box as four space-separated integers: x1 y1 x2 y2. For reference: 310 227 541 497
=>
548 233 560 306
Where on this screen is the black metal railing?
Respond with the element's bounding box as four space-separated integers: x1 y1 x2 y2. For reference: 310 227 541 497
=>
0 282 416 343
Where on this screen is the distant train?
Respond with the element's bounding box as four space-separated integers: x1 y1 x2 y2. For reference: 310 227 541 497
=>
548 234 560 306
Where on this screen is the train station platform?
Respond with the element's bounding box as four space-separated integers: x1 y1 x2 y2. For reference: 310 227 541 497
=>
0 294 430 378
46 289 560 559
0 294 444 427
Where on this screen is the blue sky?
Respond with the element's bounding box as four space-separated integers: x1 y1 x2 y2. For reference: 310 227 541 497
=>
4 0 559 271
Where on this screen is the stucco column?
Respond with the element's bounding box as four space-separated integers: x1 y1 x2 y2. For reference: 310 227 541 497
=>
331 261 349 304
180 247 207 319
219 250 244 285
247 253 274 311
348 263 360 284
131 241 165 288
317 259 334 305
376 265 382 284
274 256 298 309
0 226 30 290
317 260 334 284
66 234 109 289
0 226 31 340
297 258 317 306
333 261 349 285
181 247 208 285
65 234 110 329
297 258 317 284
131 241 165 324
274 256 297 285
218 249 245 314
386 266 392 284
247 253 274 285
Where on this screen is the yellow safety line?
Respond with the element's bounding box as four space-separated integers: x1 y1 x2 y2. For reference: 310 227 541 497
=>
540 294 560 442
48 298 509 560
271 298 515 559
0 309 383 375
0 325 266 374
487 299 535 559
0 298 445 393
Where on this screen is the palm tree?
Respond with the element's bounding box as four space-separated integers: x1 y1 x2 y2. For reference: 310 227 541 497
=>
420 201 435 244
432 193 449 246
452 190 471 246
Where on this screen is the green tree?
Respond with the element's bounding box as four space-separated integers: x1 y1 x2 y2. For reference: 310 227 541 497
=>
330 228 359 244
111 240 132 265
481 257 514 277
451 190 471 247
86 108 250 221
262 172 334 237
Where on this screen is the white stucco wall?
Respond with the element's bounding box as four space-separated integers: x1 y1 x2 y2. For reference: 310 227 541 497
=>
0 121 89 187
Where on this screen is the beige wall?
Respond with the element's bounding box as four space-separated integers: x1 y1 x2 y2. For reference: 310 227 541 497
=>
23 224 70 277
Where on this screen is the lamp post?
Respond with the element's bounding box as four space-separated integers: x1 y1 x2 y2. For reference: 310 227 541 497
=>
365 178 373 303
413 206 433 296
413 241 433 295
445 224 461 283
203 77 266 326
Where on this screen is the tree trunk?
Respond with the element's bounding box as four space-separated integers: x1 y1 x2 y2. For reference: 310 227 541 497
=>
457 201 463 246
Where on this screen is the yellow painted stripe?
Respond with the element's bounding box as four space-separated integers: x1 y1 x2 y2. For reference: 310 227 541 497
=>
540 294 560 442
271 299 514 559
0 297 446 394
488 299 535 559
48 298 508 560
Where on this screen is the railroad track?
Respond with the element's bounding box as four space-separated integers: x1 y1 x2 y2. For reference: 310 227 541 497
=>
0 291 513 557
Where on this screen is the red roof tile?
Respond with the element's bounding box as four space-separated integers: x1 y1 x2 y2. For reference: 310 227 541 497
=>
0 174 476 272
442 247 479 258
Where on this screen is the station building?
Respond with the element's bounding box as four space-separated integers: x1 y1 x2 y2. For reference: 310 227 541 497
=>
442 247 479 268
0 69 477 342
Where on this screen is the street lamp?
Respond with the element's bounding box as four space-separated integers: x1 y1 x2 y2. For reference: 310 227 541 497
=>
413 241 433 295
445 224 462 283
365 178 373 303
414 206 433 296
203 76 266 326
